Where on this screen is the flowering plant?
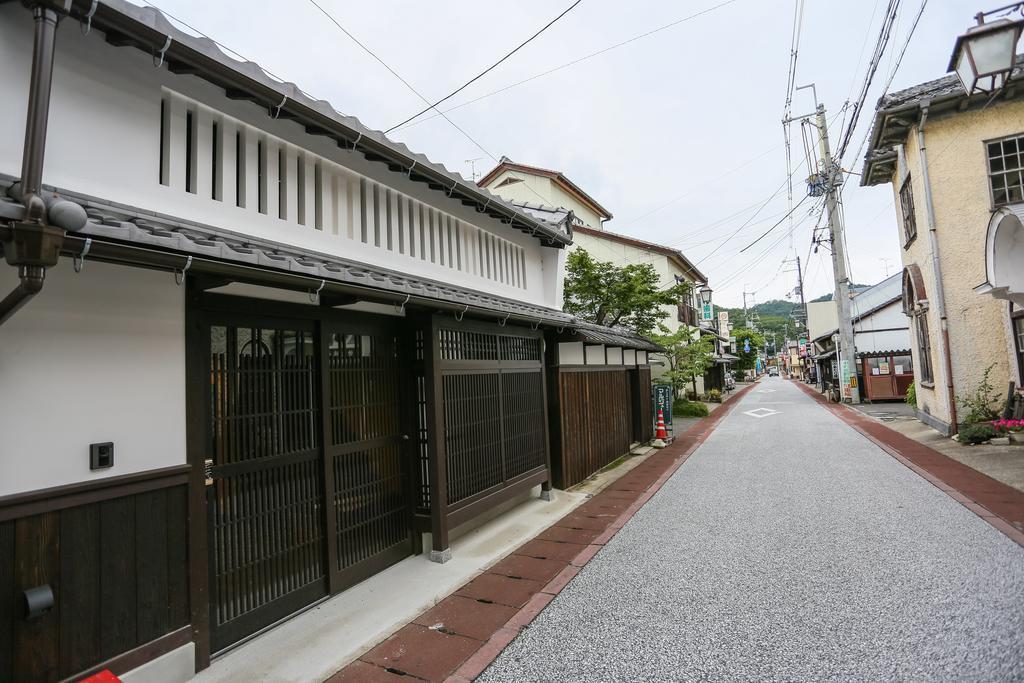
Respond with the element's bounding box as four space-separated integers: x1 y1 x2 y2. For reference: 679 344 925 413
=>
990 418 1024 433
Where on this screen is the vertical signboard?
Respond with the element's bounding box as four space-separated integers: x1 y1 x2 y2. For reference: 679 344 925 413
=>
653 384 673 426
701 302 714 322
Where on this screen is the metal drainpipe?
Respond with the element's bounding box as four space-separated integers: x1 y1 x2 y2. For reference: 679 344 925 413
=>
916 101 959 434
0 5 63 327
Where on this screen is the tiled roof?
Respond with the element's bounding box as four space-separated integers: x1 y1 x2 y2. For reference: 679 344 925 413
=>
861 54 1024 186
478 157 614 220
47 0 569 246
0 180 659 351
572 226 707 283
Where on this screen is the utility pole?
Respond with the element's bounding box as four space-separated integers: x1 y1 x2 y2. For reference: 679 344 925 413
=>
813 102 860 403
784 256 808 326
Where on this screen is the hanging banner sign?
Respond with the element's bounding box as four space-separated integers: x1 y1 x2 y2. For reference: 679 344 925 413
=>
701 302 714 321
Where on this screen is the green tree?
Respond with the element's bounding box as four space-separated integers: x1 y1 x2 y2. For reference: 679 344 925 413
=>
651 325 715 397
563 249 689 336
732 327 765 371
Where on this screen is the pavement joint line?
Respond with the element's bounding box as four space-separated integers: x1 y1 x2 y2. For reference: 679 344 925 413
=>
789 379 1024 548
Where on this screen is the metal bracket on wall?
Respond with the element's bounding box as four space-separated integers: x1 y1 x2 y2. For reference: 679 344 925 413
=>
174 255 192 285
152 36 172 69
73 237 92 273
309 279 325 303
79 0 98 35
394 293 410 315
454 304 468 322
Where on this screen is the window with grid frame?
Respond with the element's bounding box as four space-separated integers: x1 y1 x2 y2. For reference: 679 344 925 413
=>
898 175 917 244
987 134 1024 207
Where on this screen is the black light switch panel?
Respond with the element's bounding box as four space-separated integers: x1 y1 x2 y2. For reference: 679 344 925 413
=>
89 442 114 470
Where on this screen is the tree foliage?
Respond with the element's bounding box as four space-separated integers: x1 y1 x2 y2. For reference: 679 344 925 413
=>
732 327 766 371
650 325 715 395
563 249 689 336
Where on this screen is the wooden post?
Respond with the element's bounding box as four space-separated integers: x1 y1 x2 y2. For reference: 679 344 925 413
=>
183 280 212 670
424 315 450 562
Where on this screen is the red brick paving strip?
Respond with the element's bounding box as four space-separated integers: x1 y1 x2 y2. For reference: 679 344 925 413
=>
790 380 1024 547
324 384 757 683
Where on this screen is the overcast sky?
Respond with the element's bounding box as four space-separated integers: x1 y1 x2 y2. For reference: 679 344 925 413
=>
146 0 980 308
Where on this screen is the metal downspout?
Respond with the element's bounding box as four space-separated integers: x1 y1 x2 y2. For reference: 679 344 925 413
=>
916 101 959 434
0 5 63 327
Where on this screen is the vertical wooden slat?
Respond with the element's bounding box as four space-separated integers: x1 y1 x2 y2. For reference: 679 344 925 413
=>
0 521 14 682
99 497 137 662
59 504 100 677
12 513 60 681
136 490 170 644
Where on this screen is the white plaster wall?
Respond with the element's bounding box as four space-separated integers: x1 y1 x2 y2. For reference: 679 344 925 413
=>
0 7 559 311
0 261 186 496
606 347 623 365
558 342 585 365
584 345 605 365
894 99 1024 425
484 169 603 229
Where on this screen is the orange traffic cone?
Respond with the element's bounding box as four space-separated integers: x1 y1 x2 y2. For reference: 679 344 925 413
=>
653 409 668 448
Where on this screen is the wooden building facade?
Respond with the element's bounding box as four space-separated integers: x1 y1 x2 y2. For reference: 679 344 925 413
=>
0 2 659 680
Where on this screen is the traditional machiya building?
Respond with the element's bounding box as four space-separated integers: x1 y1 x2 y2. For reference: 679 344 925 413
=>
478 158 710 389
861 54 1024 434
0 2 658 680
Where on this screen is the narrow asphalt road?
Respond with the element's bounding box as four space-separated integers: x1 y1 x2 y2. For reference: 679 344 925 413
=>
480 378 1024 682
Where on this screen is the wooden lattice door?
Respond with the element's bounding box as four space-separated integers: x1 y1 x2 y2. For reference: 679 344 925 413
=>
207 321 327 652
322 318 415 592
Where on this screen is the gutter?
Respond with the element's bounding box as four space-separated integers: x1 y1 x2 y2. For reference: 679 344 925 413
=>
1 5 65 326
916 101 959 434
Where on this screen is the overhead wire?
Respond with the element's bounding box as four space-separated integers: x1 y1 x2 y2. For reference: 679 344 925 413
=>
384 0 584 133
390 0 739 133
304 0 556 206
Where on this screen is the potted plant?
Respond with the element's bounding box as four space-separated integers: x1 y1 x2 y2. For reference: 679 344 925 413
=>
991 418 1024 444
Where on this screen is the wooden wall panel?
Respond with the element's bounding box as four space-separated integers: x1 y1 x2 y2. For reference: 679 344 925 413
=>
552 368 634 489
0 484 189 682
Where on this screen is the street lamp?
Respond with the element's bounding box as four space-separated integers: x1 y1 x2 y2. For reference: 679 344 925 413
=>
947 6 1024 95
699 284 713 306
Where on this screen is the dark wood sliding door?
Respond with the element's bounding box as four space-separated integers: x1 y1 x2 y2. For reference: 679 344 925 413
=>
206 321 327 652
322 318 415 592
197 302 415 654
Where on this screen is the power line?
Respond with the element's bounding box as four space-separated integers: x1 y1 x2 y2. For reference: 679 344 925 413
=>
391 0 739 133
845 0 929 170
836 0 902 164
305 0 560 207
738 194 814 253
385 0 584 133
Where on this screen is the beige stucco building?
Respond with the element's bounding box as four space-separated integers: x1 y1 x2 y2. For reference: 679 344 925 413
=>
862 57 1024 433
479 158 715 386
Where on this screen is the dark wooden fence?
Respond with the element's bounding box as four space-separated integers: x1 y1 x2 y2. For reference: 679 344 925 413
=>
548 362 654 489
0 470 190 682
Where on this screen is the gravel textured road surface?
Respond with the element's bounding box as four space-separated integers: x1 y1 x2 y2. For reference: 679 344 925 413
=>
480 379 1024 682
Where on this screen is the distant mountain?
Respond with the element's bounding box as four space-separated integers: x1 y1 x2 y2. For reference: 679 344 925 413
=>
717 299 801 344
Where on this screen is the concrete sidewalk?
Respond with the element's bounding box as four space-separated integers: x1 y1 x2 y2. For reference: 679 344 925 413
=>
480 378 1024 682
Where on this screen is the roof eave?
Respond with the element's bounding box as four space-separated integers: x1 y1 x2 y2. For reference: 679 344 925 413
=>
41 0 569 247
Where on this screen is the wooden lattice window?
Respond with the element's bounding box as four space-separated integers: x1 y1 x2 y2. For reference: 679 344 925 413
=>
899 175 917 245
